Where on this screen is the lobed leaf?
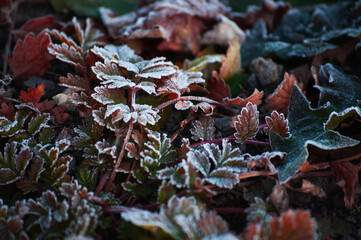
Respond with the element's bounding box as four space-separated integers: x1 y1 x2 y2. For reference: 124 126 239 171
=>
265 111 290 138
205 167 239 189
28 113 50 136
190 117 216 141
223 89 263 109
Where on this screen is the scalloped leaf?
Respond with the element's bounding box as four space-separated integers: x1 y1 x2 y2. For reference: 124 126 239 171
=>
59 73 89 91
233 102 259 142
205 167 238 189
265 111 290 138
270 85 359 183
28 113 50 135
91 44 142 63
19 83 45 104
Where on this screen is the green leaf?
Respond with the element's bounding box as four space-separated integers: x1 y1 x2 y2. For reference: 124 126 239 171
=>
28 113 50 136
15 147 33 175
313 64 361 129
275 42 337 59
157 180 176 204
270 85 359 183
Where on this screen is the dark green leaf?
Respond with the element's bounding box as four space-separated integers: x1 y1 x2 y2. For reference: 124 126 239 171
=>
0 168 19 185
28 113 50 136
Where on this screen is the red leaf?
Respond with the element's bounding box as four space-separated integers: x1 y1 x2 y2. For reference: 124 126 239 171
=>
223 88 264 108
332 161 361 208
266 72 303 114
0 102 15 121
206 72 231 102
9 31 53 82
13 16 63 41
242 223 264 240
265 110 290 137
48 105 71 124
19 84 45 104
268 209 316 240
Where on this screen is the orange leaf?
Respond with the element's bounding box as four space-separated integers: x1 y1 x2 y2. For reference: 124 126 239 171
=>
268 209 316 240
332 161 361 208
19 84 45 104
223 88 263 108
266 72 303 114
8 31 53 82
265 110 290 137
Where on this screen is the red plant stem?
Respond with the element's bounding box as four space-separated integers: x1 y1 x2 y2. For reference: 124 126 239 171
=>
214 207 246 214
95 169 111 195
155 96 233 112
106 119 134 192
190 136 269 148
126 158 138 182
258 123 268 129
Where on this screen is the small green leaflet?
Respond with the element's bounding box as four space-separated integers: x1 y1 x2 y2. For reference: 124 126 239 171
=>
314 63 361 130
270 85 359 184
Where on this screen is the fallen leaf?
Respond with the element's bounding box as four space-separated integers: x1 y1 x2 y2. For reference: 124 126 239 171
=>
223 88 264 108
219 38 241 80
265 110 290 138
9 31 54 82
266 72 303 114
269 184 289 212
332 161 361 208
19 84 45 104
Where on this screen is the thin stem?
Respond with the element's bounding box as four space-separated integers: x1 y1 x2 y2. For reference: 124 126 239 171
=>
95 169 111 195
190 136 269 148
106 120 134 192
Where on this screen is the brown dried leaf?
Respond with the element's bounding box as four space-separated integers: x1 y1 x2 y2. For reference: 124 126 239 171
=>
332 161 361 208
9 31 53 82
269 184 289 212
266 72 303 114
292 179 327 198
223 89 263 108
206 72 231 101
99 0 231 54
265 110 290 137
268 209 316 240
219 38 241 80
233 102 259 142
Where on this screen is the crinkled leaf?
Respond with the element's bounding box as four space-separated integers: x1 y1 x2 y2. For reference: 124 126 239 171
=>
223 89 263 108
91 44 142 63
270 85 359 183
9 31 53 82
59 73 89 91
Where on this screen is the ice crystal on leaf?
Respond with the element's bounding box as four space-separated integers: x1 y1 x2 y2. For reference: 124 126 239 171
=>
233 102 259 142
187 139 246 189
265 110 290 138
190 116 216 141
122 196 236 240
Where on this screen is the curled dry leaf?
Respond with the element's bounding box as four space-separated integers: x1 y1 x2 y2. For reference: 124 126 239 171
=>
9 31 53 82
224 88 264 108
331 161 361 208
99 0 237 54
269 184 289 212
266 72 303 114
268 209 316 240
233 102 259 142
265 110 290 138
219 38 241 80
206 72 231 101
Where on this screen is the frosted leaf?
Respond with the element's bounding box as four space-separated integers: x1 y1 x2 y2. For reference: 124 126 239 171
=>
136 81 157 95
136 57 178 79
91 44 142 62
190 117 215 141
234 102 259 142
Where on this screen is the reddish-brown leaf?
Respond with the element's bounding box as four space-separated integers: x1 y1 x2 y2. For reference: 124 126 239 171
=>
48 105 71 124
266 72 303 114
13 15 63 41
265 110 290 137
332 161 361 208
0 102 15 121
19 84 45 104
290 179 327 199
268 209 316 240
233 102 259 142
223 88 264 108
242 223 264 240
205 72 231 102
9 31 53 82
